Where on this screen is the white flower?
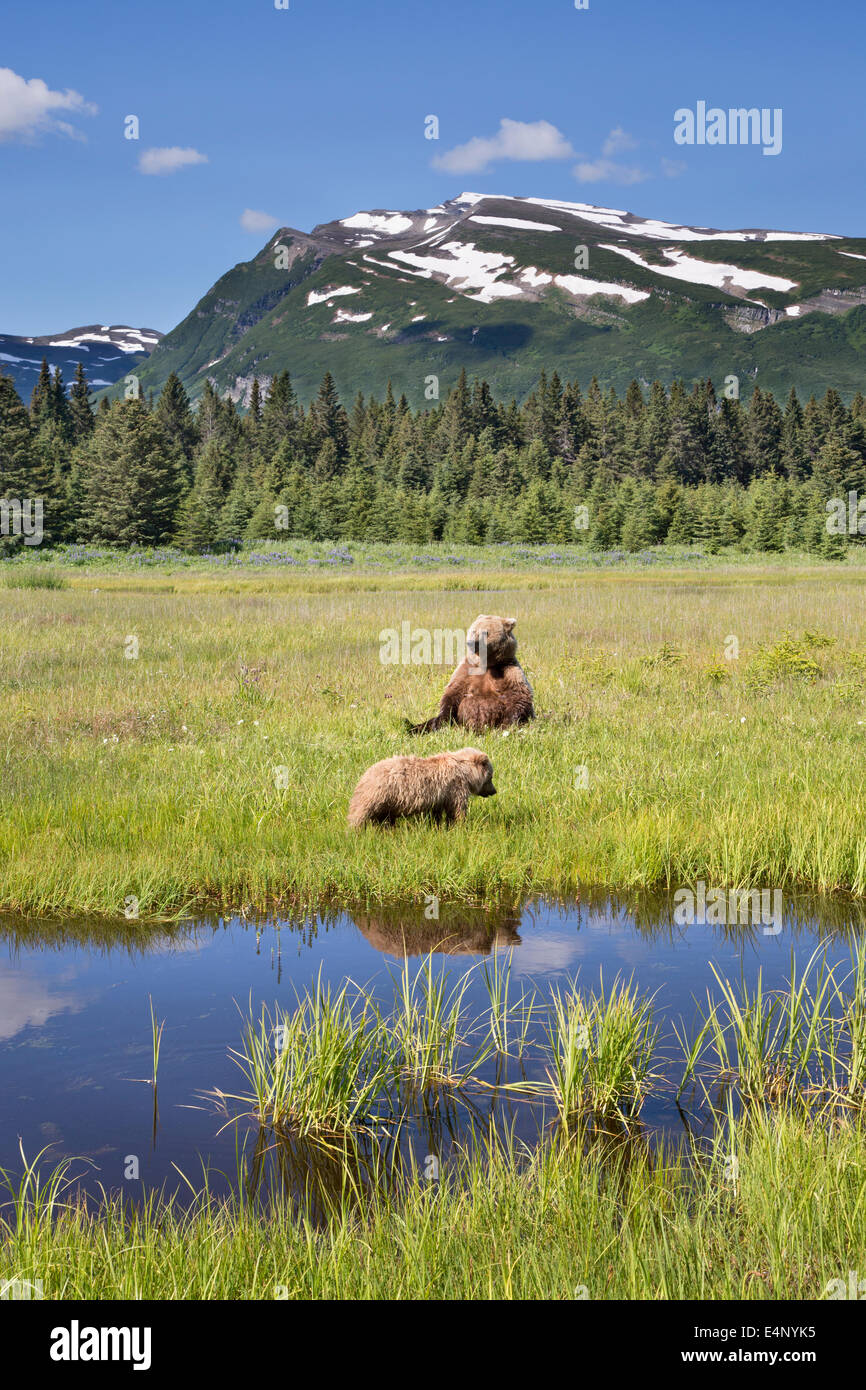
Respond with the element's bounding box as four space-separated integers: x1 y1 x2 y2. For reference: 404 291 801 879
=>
740 717 746 723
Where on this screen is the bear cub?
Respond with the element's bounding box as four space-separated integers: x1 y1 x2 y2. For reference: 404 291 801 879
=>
408 614 534 734
348 748 496 827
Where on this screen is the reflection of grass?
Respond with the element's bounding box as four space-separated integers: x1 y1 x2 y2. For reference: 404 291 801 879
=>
2 560 866 916
4 1111 866 1299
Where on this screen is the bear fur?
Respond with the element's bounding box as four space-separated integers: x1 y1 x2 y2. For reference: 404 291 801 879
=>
347 747 495 827
408 615 534 734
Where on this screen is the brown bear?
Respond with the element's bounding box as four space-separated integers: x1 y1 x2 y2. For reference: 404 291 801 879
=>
347 747 495 827
407 614 534 734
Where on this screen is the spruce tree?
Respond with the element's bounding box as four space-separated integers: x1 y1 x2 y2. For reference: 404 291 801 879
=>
259 371 300 460
155 372 199 464
29 358 53 427
308 371 349 468
78 399 185 545
69 363 95 442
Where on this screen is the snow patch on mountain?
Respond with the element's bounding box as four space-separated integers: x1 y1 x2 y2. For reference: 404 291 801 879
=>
341 212 414 236
307 285 362 306
45 326 161 352
599 244 798 293
554 273 650 304
388 241 523 303
450 193 836 244
469 215 560 232
521 267 552 288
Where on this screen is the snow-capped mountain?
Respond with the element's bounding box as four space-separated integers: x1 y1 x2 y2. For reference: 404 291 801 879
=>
127 192 866 406
0 324 162 400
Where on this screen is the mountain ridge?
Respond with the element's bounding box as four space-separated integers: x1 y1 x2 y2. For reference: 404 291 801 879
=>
0 325 162 400
111 193 866 405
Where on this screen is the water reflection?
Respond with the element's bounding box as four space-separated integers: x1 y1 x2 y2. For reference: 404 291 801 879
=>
0 891 864 1205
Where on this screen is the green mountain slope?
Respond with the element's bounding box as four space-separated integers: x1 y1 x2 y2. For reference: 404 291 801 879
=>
129 193 866 406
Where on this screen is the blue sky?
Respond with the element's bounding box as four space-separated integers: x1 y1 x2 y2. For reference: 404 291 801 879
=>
2 0 864 335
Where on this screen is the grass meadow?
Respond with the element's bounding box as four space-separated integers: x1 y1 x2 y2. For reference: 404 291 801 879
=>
1 545 865 918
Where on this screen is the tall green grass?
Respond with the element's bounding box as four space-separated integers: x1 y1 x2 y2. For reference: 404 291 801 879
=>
3 1111 866 1299
546 976 660 1128
213 980 393 1142
2 566 66 590
679 941 866 1112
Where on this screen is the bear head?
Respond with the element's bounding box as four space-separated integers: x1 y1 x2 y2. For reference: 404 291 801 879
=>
454 747 496 796
466 614 517 668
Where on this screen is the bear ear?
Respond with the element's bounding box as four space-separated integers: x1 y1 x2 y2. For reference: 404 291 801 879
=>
504 617 517 631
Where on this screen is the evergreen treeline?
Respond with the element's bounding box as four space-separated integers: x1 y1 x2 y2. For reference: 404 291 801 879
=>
2 359 866 555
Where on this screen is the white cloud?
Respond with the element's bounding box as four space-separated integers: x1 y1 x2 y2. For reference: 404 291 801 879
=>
432 118 575 175
661 157 687 179
602 126 639 157
240 208 279 233
0 66 97 142
572 126 653 185
573 157 649 185
138 146 208 176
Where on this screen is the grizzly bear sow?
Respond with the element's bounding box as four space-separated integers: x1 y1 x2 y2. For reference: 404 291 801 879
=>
408 614 534 734
348 748 495 827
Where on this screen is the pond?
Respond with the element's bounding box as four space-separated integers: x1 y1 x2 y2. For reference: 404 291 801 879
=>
1 892 863 1204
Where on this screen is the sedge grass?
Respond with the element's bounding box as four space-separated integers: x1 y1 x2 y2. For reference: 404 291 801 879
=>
212 979 394 1143
545 975 660 1128
678 941 866 1112
385 954 495 1092
5 951 866 1300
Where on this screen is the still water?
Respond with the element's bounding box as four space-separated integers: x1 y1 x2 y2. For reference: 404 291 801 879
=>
1 893 863 1200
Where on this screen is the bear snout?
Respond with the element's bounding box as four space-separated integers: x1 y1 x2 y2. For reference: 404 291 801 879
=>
480 782 496 797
